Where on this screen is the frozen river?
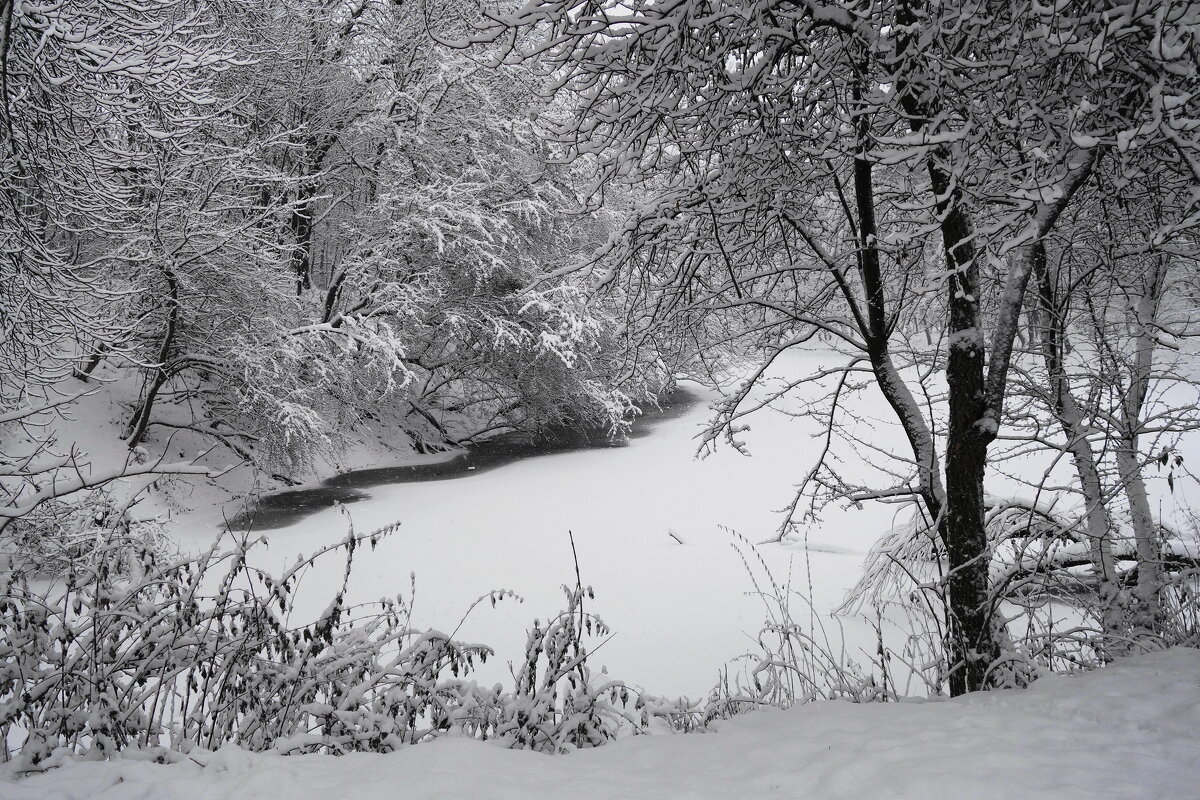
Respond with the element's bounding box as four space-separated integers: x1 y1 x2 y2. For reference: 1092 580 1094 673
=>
191 351 925 697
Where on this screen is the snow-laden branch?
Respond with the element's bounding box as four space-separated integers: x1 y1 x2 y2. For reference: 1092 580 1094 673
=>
982 149 1101 433
0 386 97 425
0 457 224 521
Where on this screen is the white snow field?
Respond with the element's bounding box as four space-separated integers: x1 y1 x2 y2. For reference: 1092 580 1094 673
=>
2 648 1197 800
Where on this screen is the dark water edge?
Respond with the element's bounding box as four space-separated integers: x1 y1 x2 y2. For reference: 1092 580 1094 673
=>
226 386 705 531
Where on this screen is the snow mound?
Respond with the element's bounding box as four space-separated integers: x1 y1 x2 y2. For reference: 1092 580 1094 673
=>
3 648 1197 800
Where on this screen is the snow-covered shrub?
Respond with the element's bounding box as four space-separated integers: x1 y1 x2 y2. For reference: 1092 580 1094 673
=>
498 582 634 752
677 530 893 724
1157 511 1200 649
0 525 476 765
0 489 172 577
844 496 1200 682
0 523 659 766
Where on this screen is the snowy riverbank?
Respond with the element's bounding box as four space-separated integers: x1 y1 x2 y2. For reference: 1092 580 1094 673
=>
4 647 1197 800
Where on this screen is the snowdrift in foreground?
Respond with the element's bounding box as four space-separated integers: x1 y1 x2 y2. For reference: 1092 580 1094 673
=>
4 648 1197 800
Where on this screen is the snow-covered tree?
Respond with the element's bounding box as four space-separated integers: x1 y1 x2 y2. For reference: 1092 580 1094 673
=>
0 0 246 402
2 0 667 515
1018 169 1200 637
0 0 258 526
480 0 1200 692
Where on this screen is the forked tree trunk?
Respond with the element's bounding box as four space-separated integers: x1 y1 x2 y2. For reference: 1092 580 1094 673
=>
125 265 180 448
893 0 1002 694
848 63 947 521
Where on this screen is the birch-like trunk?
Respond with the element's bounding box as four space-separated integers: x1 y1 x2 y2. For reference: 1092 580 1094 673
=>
1031 242 1122 637
1115 254 1167 629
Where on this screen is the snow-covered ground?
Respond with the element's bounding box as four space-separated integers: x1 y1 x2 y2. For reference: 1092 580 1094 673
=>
4 348 1199 798
4 647 1197 800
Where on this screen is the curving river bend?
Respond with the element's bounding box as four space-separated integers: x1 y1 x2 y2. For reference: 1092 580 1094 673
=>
231 386 706 531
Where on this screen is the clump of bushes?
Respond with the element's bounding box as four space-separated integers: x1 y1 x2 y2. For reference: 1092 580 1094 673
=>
0 523 661 768
0 488 173 577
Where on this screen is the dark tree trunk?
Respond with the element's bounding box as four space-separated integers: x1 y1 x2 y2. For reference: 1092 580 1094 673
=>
894 0 1001 694
289 132 337 296
125 367 172 449
933 164 1002 696
290 180 314 296
73 344 107 381
125 265 180 448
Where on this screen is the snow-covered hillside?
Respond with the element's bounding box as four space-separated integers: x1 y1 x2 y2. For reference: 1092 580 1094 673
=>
3 648 1196 800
